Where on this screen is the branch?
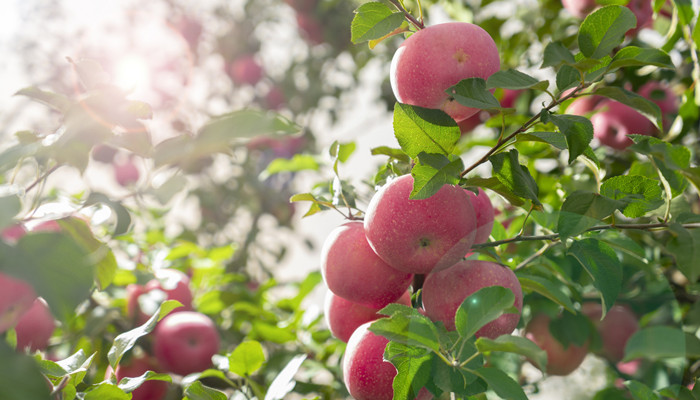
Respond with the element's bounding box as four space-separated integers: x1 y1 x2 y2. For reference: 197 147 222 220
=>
25 164 61 193
387 0 425 30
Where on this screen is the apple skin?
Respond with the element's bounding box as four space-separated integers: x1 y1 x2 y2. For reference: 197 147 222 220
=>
115 354 169 400
464 188 495 245
524 313 589 376
422 260 522 337
228 54 263 86
15 298 55 352
127 269 193 325
565 95 604 117
0 273 37 333
590 100 655 150
1 224 27 243
364 174 477 275
561 0 597 19
296 13 324 45
114 159 140 187
153 311 220 375
324 290 411 343
321 221 413 309
390 22 500 123
91 144 117 164
581 303 639 363
639 81 678 129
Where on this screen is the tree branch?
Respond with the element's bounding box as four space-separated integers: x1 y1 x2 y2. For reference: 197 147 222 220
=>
387 0 425 30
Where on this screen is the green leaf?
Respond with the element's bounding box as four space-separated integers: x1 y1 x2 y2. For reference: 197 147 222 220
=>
623 326 686 361
600 175 664 218
384 342 433 400
474 367 528 400
593 86 663 130
252 321 296 343
0 191 21 231
264 354 307 400
556 65 581 92
625 381 661 400
486 69 549 91
0 341 52 400
351 2 406 43
557 191 624 241
84 383 130 400
515 272 576 313
393 103 460 159
446 78 501 110
199 110 298 141
568 239 622 315
370 304 441 353
329 140 356 176
454 286 515 339
56 217 117 290
665 222 700 282
476 336 548 372
461 177 525 207
15 86 72 113
516 131 567 150
578 6 637 59
432 355 484 396
118 371 172 393
542 41 576 68
549 311 591 348
410 153 464 200
371 146 411 163
38 350 94 384
262 154 320 177
489 149 541 205
672 0 695 25
628 135 691 170
607 47 674 71
540 112 594 163
183 381 227 400
228 341 265 377
84 192 132 236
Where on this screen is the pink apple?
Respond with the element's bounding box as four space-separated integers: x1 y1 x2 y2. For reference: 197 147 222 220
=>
228 54 263 86
638 81 678 129
115 354 169 400
284 0 317 13
15 298 55 352
342 322 395 400
91 144 117 164
324 290 411 343
565 95 604 117
0 273 37 333
145 269 194 311
364 174 477 274
457 111 490 135
32 220 62 233
265 86 286 110
321 221 413 308
582 303 639 363
390 22 500 123
525 313 589 376
127 269 193 325
561 0 597 19
114 159 140 187
590 100 655 150
422 260 522 337
153 311 220 375
296 13 324 45
500 89 523 109
1 223 27 243
464 188 495 245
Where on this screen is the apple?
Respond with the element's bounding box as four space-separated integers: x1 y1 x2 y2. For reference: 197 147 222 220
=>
91 144 117 164
32 220 62 233
422 260 522 337
296 13 324 45
464 188 495 245
565 95 604 117
364 174 477 274
590 100 655 150
153 311 220 375
324 290 411 343
127 269 193 325
173 15 202 52
321 221 413 308
115 354 169 400
524 313 589 376
343 322 433 400
228 54 263 86
581 303 639 363
0 273 37 333
284 0 317 13
265 86 286 110
114 158 140 187
390 22 500 123
561 0 652 33
500 89 523 109
639 81 678 129
15 298 55 352
561 0 597 19
1 223 27 243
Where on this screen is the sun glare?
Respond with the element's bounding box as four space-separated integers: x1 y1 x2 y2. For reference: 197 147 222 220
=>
114 55 151 91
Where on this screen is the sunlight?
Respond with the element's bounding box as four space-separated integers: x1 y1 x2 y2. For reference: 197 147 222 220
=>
114 54 151 92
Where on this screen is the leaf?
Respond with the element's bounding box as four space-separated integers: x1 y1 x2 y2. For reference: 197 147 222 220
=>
262 154 320 177
370 304 441 353
516 131 567 150
199 110 298 142
56 217 117 290
540 112 594 163
625 381 661 400
474 367 528 400
371 146 411 163
489 149 541 205
118 371 172 393
665 222 700 282
0 191 21 231
607 47 674 71
39 350 94 384
393 103 460 159
600 175 664 218
0 341 52 400
228 341 265 377
454 286 515 339
623 326 686 361
264 354 307 400
557 191 624 241
549 311 592 348
515 272 576 313
578 6 637 59
542 41 576 68
350 2 406 43
84 192 132 236
628 135 691 170
672 0 695 25
84 383 131 400
461 177 525 207
329 140 356 174
486 69 549 91
432 356 484 396
568 239 622 315
289 193 333 217
14 86 72 113
384 342 433 400
475 336 548 372
252 321 296 343
183 381 227 400
445 78 501 110
556 65 581 92
410 153 464 200
593 86 663 130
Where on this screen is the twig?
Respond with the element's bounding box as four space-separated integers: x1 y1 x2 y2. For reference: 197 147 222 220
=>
25 164 61 193
387 0 425 30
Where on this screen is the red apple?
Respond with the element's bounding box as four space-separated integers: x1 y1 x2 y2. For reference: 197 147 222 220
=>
324 290 411 343
565 95 604 117
590 100 655 150
364 174 477 275
127 269 193 325
390 22 500 123
15 298 55 352
153 311 220 375
582 303 639 363
0 273 37 333
464 188 495 245
342 322 397 400
265 86 286 110
321 221 413 309
91 144 118 164
457 111 487 135
228 54 263 86
500 89 523 109
296 13 324 45
1 224 27 243
422 260 522 337
284 0 317 13
524 313 589 376
114 159 140 187
639 81 678 129
115 354 169 400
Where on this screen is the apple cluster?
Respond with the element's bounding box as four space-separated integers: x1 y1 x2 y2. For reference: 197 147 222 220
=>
322 174 523 399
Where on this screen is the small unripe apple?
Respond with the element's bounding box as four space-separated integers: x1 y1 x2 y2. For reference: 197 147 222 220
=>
582 303 639 363
422 260 522 337
590 100 655 150
15 298 55 352
0 273 37 333
153 311 220 375
364 174 477 274
115 354 169 400
321 221 413 309
228 54 263 86
390 22 500 123
464 188 495 245
114 159 140 187
524 313 589 376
